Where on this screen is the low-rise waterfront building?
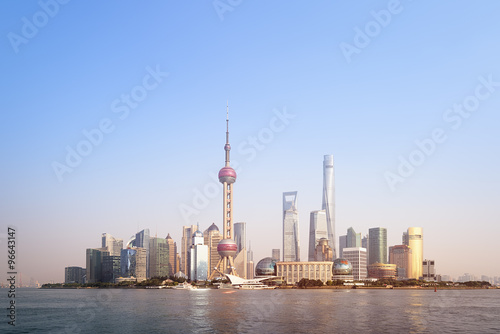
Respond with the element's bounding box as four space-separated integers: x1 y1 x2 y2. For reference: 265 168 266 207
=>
276 261 333 285
367 263 397 279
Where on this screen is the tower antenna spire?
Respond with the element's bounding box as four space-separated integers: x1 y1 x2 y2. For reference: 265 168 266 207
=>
225 101 231 167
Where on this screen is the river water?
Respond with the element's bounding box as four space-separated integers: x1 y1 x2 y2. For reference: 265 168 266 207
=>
2 288 500 333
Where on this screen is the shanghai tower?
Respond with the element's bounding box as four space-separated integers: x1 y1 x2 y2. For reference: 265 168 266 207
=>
322 155 336 259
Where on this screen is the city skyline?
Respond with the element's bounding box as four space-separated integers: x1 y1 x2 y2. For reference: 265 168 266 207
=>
2 2 500 284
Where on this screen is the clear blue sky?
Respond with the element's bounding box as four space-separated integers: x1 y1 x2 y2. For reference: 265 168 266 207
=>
1 1 499 283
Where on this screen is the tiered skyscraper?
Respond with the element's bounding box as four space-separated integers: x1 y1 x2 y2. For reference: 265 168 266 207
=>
322 155 336 258
283 191 300 262
209 105 239 279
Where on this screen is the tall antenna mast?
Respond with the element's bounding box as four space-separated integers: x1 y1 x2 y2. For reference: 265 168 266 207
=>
225 101 230 167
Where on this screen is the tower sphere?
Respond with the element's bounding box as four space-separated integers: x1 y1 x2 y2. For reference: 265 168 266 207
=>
217 238 238 258
218 166 237 184
333 258 353 275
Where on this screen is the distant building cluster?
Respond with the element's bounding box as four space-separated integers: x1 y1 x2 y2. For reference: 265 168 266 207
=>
63 118 495 285
67 221 252 284
271 155 444 285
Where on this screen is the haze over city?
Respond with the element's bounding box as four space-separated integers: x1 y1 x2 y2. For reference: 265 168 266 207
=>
1 1 500 284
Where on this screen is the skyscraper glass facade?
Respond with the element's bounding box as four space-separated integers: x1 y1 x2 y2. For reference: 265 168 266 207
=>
405 227 423 279
368 227 387 265
322 155 336 258
234 222 246 256
283 191 300 262
308 210 328 261
149 237 170 278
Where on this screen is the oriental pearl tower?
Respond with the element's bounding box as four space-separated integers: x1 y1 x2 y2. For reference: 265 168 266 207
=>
208 104 239 280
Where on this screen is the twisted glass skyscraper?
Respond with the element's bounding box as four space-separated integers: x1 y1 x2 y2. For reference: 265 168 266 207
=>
322 155 336 258
283 191 300 261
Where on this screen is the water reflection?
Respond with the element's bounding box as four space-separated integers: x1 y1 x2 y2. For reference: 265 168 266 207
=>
10 288 500 333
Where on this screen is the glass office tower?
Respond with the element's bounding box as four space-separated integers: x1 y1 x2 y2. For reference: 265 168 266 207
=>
368 227 387 264
283 191 300 262
322 155 336 258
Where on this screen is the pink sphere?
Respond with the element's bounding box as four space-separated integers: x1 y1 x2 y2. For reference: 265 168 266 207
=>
217 239 238 258
218 166 237 184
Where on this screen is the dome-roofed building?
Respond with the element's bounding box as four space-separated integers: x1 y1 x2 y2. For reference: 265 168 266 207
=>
255 257 277 276
332 258 354 281
206 223 219 232
192 229 203 239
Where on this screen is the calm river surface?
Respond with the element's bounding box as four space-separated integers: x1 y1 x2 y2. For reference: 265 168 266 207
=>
2 288 500 333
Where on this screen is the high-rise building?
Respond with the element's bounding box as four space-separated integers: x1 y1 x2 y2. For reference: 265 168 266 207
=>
102 255 121 283
247 261 254 279
133 229 150 278
134 247 148 282
283 191 300 262
234 222 247 278
204 224 222 278
308 210 328 261
322 155 336 258
338 234 347 258
234 222 246 254
339 227 361 258
102 233 123 256
149 237 170 278
86 248 109 283
342 247 367 281
120 247 146 281
362 234 369 262
165 234 178 276
65 266 86 284
314 238 334 261
175 253 181 274
181 225 197 275
209 106 239 279
272 249 280 262
422 259 435 281
120 248 136 278
248 241 253 262
404 227 423 279
389 245 412 279
347 227 361 248
368 227 387 265
247 241 254 279
188 228 209 281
